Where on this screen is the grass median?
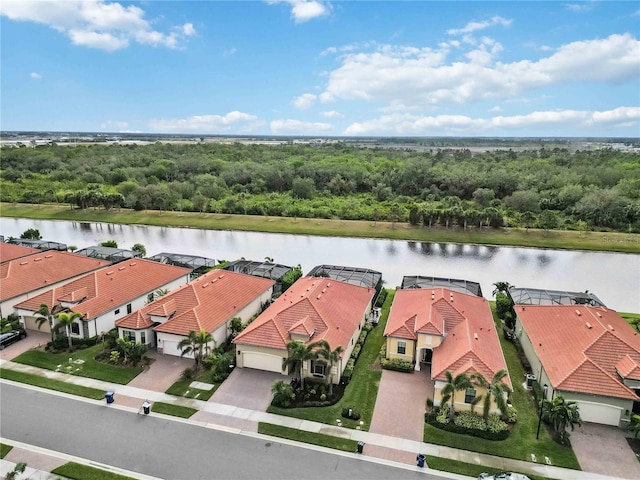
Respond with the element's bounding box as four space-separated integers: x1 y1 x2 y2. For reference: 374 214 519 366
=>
52 462 137 480
151 401 197 418
424 455 557 480
0 443 13 459
258 423 358 452
0 368 105 399
2 203 638 253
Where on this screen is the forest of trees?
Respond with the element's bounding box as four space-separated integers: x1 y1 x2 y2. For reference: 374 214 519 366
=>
1 142 639 233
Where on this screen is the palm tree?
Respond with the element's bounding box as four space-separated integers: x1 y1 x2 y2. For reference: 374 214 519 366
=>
440 371 472 422
53 311 83 351
36 303 60 343
282 340 315 390
492 281 513 297
542 395 582 440
472 369 511 422
178 330 214 373
310 339 344 396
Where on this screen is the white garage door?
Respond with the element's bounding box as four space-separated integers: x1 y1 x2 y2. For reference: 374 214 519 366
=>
242 352 283 373
577 401 621 426
160 340 183 358
24 316 51 333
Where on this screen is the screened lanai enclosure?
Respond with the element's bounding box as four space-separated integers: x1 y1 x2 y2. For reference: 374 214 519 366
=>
307 264 383 304
75 246 141 264
400 275 483 297
508 287 606 307
222 259 293 293
8 238 68 251
147 252 215 277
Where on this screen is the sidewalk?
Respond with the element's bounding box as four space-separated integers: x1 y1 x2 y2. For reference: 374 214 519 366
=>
0 359 626 480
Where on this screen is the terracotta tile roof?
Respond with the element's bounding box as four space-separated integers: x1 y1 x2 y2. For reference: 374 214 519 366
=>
0 243 39 263
14 259 190 320
1 251 108 302
516 305 640 400
234 276 375 352
616 355 640 381
116 270 274 334
289 316 316 336
385 288 510 387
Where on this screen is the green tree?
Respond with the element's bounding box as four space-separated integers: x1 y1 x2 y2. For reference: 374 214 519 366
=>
440 371 472 422
472 369 511 423
53 311 83 351
271 380 295 407
36 303 60 343
281 264 302 292
310 339 344 396
100 240 118 248
542 395 582 443
178 329 214 373
282 340 315 390
230 317 244 338
627 414 640 439
291 177 315 200
20 228 41 240
492 281 513 297
131 243 146 257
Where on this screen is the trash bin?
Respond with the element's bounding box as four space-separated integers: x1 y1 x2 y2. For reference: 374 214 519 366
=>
416 453 425 468
142 400 151 415
105 391 115 404
356 441 365 454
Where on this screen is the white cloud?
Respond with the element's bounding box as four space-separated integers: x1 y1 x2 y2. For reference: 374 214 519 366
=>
223 47 237 57
447 16 512 35
343 107 640 135
269 1 331 23
0 0 195 51
564 3 593 13
271 119 333 134
319 34 640 108
100 120 129 130
149 111 263 133
293 93 317 109
29 72 42 79
321 110 342 118
489 106 502 113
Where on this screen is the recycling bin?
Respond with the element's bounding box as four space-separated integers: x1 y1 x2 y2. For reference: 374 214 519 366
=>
417 454 425 468
105 391 115 404
356 441 365 454
142 401 151 415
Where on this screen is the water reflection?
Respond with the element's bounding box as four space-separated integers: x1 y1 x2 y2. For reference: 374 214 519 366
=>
1 217 638 312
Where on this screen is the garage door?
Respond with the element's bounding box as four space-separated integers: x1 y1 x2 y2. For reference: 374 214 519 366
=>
160 340 183 358
577 401 622 426
23 316 51 333
242 351 283 373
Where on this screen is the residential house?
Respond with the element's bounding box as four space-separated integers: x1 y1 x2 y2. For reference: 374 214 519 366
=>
384 286 511 414
0 242 39 263
116 270 274 357
233 276 376 380
515 304 640 426
14 259 190 338
0 250 108 319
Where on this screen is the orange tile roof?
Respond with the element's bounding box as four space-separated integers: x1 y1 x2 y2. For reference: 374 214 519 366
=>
233 276 375 352
516 305 640 400
0 243 39 263
1 251 109 302
385 288 511 387
116 270 274 335
616 355 640 381
14 259 190 319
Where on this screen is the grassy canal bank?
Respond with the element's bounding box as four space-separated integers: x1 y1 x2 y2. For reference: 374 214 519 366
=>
1 202 639 254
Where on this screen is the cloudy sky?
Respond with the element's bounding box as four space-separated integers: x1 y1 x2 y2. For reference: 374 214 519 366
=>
1 0 639 136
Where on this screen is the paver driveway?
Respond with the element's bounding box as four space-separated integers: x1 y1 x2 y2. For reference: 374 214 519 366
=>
0 330 49 361
128 350 192 392
570 422 640 479
210 367 285 411
369 366 433 441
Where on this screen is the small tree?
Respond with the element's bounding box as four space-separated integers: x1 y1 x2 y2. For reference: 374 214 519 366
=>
20 228 41 240
473 370 511 423
36 303 60 343
440 371 472 422
100 240 118 248
310 339 343 396
272 380 294 407
282 341 315 390
229 317 244 338
178 329 214 373
131 243 146 257
542 395 582 444
53 311 83 351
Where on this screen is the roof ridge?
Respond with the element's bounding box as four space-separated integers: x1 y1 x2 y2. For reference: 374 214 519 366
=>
556 357 638 398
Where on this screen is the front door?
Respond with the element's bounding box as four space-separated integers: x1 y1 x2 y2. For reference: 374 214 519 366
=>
422 348 433 363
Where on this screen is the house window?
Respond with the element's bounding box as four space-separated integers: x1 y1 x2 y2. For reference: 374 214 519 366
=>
126 303 132 314
397 341 406 355
312 362 326 377
122 330 136 342
140 331 146 344
114 309 120 315
465 388 476 404
70 323 80 335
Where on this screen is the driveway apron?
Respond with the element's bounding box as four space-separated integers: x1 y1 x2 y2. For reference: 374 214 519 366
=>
210 367 284 411
127 350 192 392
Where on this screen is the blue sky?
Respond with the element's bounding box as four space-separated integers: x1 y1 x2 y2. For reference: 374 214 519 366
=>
1 0 639 137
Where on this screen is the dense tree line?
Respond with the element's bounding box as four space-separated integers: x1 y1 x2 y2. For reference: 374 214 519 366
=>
1 142 639 233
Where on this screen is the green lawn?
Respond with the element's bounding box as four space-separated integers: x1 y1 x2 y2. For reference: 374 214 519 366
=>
0 443 13 459
424 455 557 480
52 462 137 480
267 290 394 430
12 344 142 384
3 203 638 254
423 303 580 469
0 368 106 399
151 401 197 418
165 373 219 401
258 423 358 452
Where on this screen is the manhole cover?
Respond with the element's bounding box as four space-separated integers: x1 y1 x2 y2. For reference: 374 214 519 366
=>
265 442 272 447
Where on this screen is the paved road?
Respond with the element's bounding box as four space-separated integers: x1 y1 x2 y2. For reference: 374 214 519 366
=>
0 383 453 480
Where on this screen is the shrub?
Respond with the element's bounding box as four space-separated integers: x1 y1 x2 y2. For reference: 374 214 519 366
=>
272 380 295 408
341 407 361 420
357 330 368 345
455 411 486 430
427 406 509 440
379 344 386 359
380 357 414 372
363 322 374 333
436 403 450 425
375 289 388 308
181 368 196 381
351 344 362 359
341 358 356 384
506 405 517 424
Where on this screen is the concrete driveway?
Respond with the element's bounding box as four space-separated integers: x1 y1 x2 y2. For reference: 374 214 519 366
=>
127 350 193 392
210 367 284 411
570 422 640 479
0 330 49 361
